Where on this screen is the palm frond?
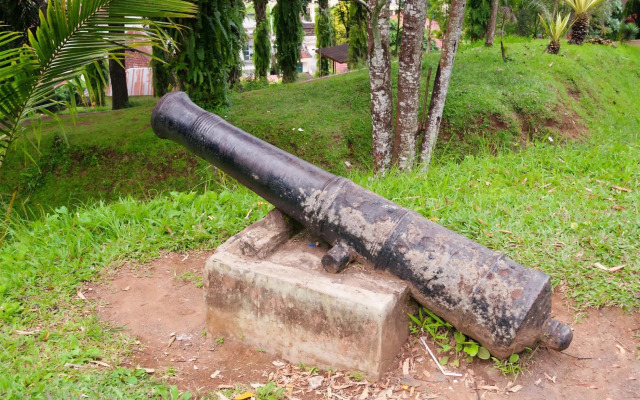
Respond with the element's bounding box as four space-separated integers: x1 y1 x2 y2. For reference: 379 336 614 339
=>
0 0 196 170
563 0 606 14
539 12 572 41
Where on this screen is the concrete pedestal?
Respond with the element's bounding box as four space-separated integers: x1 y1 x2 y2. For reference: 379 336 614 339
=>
204 211 410 380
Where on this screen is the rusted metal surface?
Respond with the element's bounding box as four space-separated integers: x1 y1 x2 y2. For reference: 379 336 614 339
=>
151 92 573 359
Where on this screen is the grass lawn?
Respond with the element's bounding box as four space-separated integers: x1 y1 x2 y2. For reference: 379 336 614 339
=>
0 39 639 398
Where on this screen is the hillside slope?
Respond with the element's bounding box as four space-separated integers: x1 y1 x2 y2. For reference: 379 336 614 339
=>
1 39 639 212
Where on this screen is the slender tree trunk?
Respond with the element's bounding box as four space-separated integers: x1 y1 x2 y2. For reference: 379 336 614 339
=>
392 0 427 170
419 0 467 171
109 53 128 110
366 0 393 174
485 0 499 46
552 0 559 19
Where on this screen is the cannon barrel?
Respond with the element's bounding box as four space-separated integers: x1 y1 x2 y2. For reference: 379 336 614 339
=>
151 92 572 359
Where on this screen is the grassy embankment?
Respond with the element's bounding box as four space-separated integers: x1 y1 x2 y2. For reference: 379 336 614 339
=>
0 39 639 398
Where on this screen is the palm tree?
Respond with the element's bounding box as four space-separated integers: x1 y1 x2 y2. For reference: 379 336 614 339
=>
540 13 571 54
0 0 196 170
564 0 605 45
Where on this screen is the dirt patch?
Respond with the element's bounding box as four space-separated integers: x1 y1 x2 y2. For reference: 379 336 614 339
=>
515 107 587 147
88 251 640 399
488 114 509 131
566 87 581 102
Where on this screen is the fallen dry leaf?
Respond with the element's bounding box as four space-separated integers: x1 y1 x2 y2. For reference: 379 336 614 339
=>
611 185 632 193
76 291 86 300
234 392 254 400
509 385 523 393
90 360 111 368
15 330 38 335
308 375 324 390
479 385 501 392
210 370 221 379
593 263 625 273
358 385 369 400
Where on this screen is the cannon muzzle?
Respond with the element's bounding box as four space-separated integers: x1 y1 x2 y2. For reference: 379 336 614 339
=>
152 91 572 359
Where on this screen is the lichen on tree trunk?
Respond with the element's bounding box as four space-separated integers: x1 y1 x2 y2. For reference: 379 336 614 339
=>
392 0 427 170
419 0 467 171
366 0 393 174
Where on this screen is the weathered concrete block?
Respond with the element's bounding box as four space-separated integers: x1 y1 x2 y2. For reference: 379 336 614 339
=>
204 217 410 380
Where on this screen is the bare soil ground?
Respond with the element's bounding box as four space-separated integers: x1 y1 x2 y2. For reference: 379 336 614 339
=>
87 251 640 400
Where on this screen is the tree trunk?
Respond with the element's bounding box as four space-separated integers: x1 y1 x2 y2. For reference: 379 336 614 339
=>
552 0 559 19
366 0 393 174
392 0 427 170
109 53 128 110
485 0 498 46
419 0 467 171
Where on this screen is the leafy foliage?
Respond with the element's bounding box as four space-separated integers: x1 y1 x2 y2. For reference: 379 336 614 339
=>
409 307 492 367
540 12 572 53
564 0 606 14
466 0 493 40
623 0 640 25
347 2 368 67
316 1 333 76
564 0 606 44
0 0 44 50
84 60 109 107
0 0 197 170
172 0 246 108
253 0 271 79
273 0 304 83
621 21 640 40
151 43 176 98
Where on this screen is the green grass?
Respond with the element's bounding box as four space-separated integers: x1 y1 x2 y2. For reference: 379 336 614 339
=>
4 39 639 215
0 189 268 399
0 39 639 397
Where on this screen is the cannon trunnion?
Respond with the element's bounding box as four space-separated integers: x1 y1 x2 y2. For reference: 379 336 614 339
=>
152 91 572 359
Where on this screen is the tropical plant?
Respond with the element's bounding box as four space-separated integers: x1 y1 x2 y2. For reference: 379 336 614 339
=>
151 42 177 98
623 0 640 27
253 0 271 79
540 12 572 53
0 0 45 51
564 0 606 44
316 0 333 76
172 0 246 108
0 0 196 171
84 60 109 107
273 0 304 83
347 2 368 67
620 21 640 41
466 0 492 41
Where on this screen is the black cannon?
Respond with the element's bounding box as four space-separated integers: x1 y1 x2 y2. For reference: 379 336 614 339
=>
151 92 572 359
